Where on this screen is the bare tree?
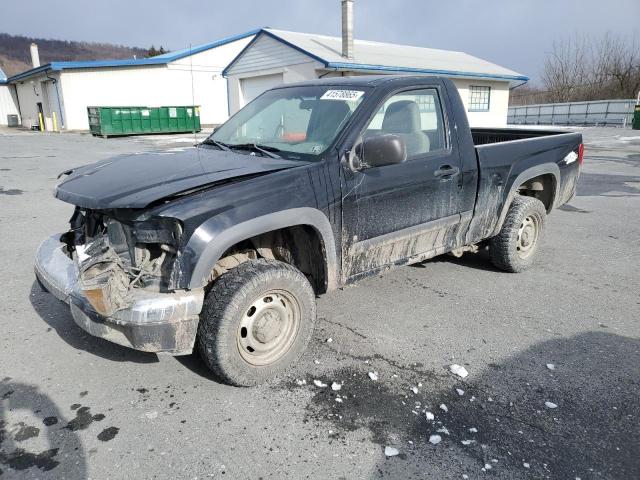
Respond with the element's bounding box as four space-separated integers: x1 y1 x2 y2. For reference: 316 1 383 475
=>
541 35 593 102
513 31 640 106
593 33 640 99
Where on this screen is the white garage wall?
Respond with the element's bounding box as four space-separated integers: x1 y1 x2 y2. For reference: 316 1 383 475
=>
18 35 254 131
0 84 20 126
451 79 510 127
226 34 323 114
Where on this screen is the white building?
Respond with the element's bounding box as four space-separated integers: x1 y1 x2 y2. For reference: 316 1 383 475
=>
6 30 258 131
224 28 528 127
0 67 20 126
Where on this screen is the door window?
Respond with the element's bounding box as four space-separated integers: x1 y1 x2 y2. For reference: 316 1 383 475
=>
365 88 447 157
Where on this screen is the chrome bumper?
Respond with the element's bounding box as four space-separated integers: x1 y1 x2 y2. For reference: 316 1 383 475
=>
34 234 204 355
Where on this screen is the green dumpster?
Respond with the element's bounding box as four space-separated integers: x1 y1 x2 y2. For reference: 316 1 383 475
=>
633 104 640 130
88 106 201 137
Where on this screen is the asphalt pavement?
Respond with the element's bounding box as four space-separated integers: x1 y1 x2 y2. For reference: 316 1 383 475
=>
0 126 638 479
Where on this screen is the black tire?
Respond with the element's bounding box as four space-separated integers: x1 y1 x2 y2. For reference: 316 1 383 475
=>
197 259 316 386
489 196 547 273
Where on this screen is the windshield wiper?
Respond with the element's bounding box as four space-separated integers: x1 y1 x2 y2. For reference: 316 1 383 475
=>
200 138 231 151
228 142 282 159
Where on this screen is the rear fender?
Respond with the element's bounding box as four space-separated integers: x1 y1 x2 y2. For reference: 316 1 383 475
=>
491 163 560 237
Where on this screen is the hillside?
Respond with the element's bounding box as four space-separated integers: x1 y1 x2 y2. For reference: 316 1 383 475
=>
0 32 152 77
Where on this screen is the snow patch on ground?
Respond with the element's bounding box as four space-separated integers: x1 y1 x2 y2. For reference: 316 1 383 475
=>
384 446 400 457
449 364 469 378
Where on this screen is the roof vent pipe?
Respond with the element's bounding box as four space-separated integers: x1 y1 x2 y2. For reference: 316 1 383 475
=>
30 43 40 68
341 0 354 60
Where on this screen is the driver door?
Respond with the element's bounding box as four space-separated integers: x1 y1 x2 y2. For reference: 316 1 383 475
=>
341 86 463 280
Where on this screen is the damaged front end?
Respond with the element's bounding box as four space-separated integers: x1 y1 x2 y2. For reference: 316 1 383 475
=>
35 208 203 355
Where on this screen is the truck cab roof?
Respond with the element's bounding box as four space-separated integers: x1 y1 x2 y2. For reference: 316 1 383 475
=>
273 74 449 90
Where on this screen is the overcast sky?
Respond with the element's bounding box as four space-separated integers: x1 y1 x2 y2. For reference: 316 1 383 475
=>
1 0 638 83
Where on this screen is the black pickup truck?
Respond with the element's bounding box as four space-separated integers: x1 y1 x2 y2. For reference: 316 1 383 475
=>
35 76 583 385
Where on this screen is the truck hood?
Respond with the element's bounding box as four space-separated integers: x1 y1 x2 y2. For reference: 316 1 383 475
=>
55 146 309 209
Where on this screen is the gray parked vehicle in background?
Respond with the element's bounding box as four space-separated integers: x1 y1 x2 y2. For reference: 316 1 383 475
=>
35 76 583 385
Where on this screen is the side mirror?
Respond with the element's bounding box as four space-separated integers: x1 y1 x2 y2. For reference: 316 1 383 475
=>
360 134 407 168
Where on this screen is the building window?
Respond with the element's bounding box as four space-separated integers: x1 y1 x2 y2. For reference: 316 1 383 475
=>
469 86 491 112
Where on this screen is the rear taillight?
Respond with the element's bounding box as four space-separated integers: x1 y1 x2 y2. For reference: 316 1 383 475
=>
578 143 584 166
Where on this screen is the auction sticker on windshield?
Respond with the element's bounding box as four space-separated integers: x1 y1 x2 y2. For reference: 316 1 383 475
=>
321 90 365 101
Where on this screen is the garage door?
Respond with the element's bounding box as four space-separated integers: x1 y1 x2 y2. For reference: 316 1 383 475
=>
240 74 284 106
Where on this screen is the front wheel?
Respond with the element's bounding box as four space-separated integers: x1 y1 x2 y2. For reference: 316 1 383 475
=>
197 259 316 386
489 196 547 273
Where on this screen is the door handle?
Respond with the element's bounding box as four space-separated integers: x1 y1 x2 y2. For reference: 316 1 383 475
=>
434 165 460 178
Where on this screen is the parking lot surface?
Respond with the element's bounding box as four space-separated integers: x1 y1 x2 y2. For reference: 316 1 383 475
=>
0 127 638 479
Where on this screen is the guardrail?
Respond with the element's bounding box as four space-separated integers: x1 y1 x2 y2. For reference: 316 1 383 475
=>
508 99 636 127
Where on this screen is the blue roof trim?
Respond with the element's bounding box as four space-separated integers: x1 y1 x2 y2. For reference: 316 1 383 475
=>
150 28 262 61
7 28 261 83
222 29 330 76
222 29 528 84
326 62 529 82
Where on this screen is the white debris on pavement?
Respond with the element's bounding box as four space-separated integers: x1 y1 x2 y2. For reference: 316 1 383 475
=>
468 427 478 433
326 338 333 343
456 388 465 396
295 379 307 386
429 435 442 445
411 386 419 394
425 411 435 421
439 403 448 412
314 359 321 364
331 382 342 391
523 462 530 468
335 397 343 403
368 371 379 381
484 463 492 470
546 363 555 370
449 364 469 378
384 446 400 457
145 411 158 419
436 427 449 435
313 379 327 388
461 440 475 445
545 401 558 409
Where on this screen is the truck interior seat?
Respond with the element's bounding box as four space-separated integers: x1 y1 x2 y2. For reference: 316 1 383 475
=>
381 100 430 157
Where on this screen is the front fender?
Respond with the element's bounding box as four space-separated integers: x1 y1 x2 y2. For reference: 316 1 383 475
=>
176 207 338 291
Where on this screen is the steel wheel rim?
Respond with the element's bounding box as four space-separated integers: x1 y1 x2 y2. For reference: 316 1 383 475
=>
516 214 539 259
237 289 301 366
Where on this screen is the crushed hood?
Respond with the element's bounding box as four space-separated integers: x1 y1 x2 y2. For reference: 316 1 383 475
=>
55 146 308 209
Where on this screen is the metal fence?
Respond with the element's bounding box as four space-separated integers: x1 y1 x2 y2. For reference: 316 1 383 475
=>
508 99 636 127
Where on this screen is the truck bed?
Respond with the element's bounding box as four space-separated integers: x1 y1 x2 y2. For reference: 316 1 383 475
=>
465 128 583 245
471 127 568 146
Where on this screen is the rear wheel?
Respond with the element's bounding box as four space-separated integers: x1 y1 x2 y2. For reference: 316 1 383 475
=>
197 259 316 386
489 196 547 272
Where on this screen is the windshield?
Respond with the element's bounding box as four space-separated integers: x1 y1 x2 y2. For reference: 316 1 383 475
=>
209 85 369 161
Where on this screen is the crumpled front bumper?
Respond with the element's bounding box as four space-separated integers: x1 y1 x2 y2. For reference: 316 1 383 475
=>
34 234 204 355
